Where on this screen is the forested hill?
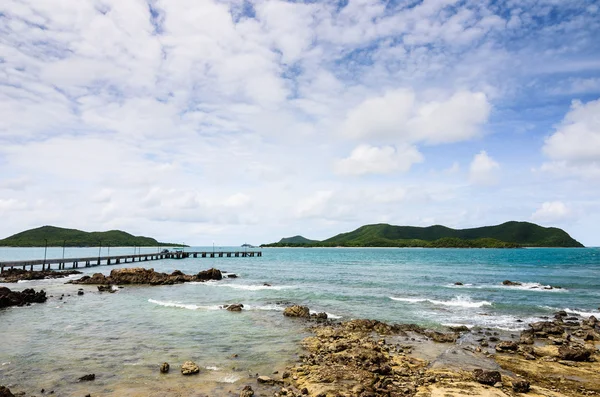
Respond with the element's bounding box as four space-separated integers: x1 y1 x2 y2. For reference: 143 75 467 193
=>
262 221 584 248
0 226 183 247
279 235 318 244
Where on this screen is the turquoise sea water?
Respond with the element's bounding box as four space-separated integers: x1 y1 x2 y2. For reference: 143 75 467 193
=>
1 247 599 396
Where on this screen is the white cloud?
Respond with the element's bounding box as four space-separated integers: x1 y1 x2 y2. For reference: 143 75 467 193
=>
341 89 490 145
543 98 600 163
531 201 572 223
334 144 423 176
469 150 500 185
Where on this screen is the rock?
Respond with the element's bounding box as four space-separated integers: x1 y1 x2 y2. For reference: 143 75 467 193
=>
0 287 47 308
263 283 272 286
225 303 244 312
228 274 238 278
78 374 95 381
555 310 568 317
310 312 328 320
502 280 522 286
97 285 115 293
71 267 223 285
424 330 457 343
160 362 170 373
558 345 591 361
0 268 82 283
583 315 598 327
283 305 310 318
257 375 274 385
181 361 200 375
240 385 254 397
496 341 519 353
0 386 15 397
448 325 470 332
454 282 463 285
77 290 84 296
197 268 222 281
472 369 501 386
529 321 564 336
513 379 531 393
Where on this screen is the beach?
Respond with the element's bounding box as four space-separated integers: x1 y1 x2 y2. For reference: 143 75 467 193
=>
1 247 599 396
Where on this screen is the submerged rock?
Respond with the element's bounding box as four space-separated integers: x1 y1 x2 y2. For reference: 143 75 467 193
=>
78 374 95 382
181 361 200 375
472 369 501 386
97 285 115 293
0 287 47 308
283 305 310 318
160 362 170 373
224 303 244 312
502 280 522 286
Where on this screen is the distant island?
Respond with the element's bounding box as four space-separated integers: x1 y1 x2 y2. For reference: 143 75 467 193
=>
261 221 584 248
0 226 185 247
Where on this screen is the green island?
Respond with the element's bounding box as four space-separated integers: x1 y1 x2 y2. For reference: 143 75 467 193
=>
0 226 184 247
261 221 584 248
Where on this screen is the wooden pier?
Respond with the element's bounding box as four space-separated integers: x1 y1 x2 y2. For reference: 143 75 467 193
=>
0 251 262 273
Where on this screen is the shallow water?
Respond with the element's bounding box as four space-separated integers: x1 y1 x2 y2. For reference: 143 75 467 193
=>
1 247 599 395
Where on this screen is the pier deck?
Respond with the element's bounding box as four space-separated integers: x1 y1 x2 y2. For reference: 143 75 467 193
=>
0 251 262 273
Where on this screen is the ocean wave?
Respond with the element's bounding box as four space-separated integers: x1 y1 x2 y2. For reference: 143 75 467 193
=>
205 366 220 371
191 282 291 291
390 295 492 308
148 299 220 311
565 308 600 317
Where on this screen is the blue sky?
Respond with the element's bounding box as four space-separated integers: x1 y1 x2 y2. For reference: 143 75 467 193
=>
0 0 599 245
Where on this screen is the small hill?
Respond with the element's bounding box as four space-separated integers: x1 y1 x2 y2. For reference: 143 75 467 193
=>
262 222 583 248
279 235 318 244
0 226 183 247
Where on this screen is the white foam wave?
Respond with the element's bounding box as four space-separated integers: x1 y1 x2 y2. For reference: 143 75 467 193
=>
218 374 243 383
148 299 220 311
190 282 290 291
390 295 492 308
16 274 81 283
501 282 567 292
565 308 600 318
325 312 342 319
205 366 220 371
247 304 285 311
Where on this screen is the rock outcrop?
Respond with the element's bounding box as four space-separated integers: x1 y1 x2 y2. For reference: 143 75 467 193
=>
0 386 15 397
0 268 81 283
70 267 223 286
181 361 200 375
472 369 501 385
502 280 522 286
283 305 310 318
0 287 47 308
224 303 244 312
160 362 170 373
239 385 254 397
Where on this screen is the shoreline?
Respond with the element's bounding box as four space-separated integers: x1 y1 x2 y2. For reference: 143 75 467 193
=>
2 301 599 396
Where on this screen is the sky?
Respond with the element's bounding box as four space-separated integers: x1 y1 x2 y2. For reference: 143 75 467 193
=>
1 0 599 246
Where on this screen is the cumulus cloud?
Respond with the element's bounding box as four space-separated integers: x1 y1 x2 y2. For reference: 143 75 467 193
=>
469 150 500 185
341 89 491 145
543 98 600 163
531 201 572 223
334 144 423 176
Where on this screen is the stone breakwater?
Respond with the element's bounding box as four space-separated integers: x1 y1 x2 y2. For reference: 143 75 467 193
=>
0 286 47 309
234 311 600 397
0 268 82 283
68 267 222 285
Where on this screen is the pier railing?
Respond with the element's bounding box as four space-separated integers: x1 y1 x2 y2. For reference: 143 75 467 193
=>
0 251 262 273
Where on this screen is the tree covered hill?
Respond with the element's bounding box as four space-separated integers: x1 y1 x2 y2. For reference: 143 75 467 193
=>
262 221 583 248
0 226 184 247
279 235 319 244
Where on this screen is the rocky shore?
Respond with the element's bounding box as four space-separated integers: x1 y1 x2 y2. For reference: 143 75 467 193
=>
232 309 600 397
0 268 81 283
68 267 222 286
0 286 47 309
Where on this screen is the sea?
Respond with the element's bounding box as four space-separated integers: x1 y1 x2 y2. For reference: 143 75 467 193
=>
1 246 599 396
